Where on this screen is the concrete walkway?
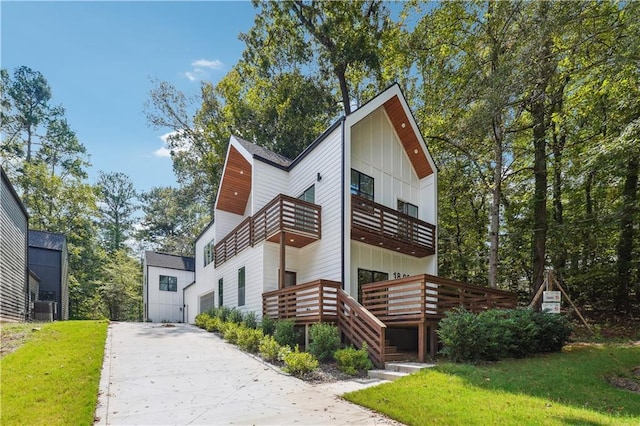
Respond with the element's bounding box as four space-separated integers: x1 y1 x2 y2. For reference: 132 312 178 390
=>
95 322 400 425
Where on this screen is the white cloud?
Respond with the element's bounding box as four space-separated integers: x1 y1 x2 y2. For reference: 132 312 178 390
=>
192 59 223 70
154 146 172 158
153 131 192 158
184 58 224 82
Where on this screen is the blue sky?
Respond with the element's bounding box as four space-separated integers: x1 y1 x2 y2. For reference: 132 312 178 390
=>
1 0 256 192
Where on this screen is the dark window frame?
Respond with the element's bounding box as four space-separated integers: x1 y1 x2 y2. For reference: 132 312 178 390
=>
351 169 374 201
357 268 389 303
159 275 178 292
218 278 224 307
238 267 246 306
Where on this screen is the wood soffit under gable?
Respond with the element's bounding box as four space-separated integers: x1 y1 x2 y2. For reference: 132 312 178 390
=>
216 145 252 215
383 95 434 179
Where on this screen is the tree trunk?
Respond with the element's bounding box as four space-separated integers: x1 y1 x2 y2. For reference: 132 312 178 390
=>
488 118 502 288
335 64 351 115
615 158 638 313
551 128 567 284
531 99 548 298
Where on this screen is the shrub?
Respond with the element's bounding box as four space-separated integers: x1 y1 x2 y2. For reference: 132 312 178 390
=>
438 308 573 362
216 306 231 322
205 317 222 333
274 319 299 347
243 311 258 329
261 315 276 336
309 323 341 361
277 345 293 362
194 313 210 329
282 345 319 376
237 327 264 353
335 343 374 375
259 335 282 362
223 323 241 344
206 307 218 318
228 308 244 324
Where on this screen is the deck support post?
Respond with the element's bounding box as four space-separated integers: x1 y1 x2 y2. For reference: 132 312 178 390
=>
429 323 438 359
305 324 310 350
418 323 426 362
279 231 286 289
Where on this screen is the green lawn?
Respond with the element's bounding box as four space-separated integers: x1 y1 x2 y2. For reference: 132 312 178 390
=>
344 343 640 425
0 320 108 426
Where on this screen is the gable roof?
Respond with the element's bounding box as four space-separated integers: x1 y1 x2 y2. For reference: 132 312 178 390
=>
1 166 29 219
29 230 66 251
235 136 292 168
145 251 195 272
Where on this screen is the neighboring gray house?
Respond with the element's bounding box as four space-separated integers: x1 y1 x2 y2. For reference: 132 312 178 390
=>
29 230 69 320
1 166 29 322
143 251 195 323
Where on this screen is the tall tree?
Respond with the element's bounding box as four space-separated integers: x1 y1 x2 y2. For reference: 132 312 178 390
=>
96 249 142 321
97 171 138 253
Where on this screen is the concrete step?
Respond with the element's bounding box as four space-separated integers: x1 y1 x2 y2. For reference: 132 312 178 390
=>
385 362 435 374
367 370 408 381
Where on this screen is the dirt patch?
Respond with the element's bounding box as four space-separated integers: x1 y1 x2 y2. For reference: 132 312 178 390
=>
606 366 640 394
0 324 41 358
302 361 369 384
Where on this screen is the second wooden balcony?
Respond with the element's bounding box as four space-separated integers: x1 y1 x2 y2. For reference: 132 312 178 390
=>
214 194 321 267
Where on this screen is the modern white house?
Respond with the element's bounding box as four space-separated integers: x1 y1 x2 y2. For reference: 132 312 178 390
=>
143 251 195 323
185 84 516 365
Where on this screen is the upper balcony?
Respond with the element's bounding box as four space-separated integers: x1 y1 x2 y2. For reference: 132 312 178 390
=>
214 194 321 268
351 195 436 258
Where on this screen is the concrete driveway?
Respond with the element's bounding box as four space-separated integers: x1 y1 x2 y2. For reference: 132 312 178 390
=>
95 322 400 425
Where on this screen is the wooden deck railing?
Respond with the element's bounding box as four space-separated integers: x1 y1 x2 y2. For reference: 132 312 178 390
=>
215 194 321 267
336 288 386 368
361 274 518 323
262 280 339 324
351 195 436 258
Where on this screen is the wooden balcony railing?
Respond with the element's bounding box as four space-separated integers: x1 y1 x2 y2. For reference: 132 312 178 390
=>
351 195 436 257
262 280 339 324
262 280 387 367
215 194 321 267
361 274 518 324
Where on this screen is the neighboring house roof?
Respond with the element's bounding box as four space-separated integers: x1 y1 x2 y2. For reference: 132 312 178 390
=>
145 251 195 272
29 230 66 251
234 136 292 168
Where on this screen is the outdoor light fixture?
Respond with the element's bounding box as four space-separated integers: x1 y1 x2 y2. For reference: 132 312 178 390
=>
317 172 322 181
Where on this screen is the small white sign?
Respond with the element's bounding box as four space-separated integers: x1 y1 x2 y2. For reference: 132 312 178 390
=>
542 303 561 314
543 291 561 303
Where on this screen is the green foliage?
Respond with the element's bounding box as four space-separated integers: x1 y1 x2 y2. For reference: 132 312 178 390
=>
205 317 222 333
216 306 231 322
237 327 264 353
96 171 137 253
277 345 293 362
308 323 341 361
194 313 209 329
437 308 573 362
242 311 258 329
228 308 244 324
258 335 282 362
282 345 319 377
222 322 240 344
95 250 142 321
260 315 276 336
335 343 374 375
273 319 299 347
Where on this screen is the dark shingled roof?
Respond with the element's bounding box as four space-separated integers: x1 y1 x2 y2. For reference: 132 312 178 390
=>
234 136 292 168
29 230 66 251
145 251 195 271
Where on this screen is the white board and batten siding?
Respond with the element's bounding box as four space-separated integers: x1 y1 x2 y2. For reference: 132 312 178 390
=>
146 266 194 323
0 171 28 322
345 104 437 297
251 161 289 214
184 222 217 324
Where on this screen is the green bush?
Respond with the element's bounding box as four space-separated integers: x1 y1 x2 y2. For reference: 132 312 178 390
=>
205 317 222 333
277 345 293 362
309 323 341 361
194 313 210 329
438 308 573 362
335 343 374 375
261 315 276 336
228 308 244 324
216 306 231 322
223 323 241 344
206 307 218 318
282 345 319 376
243 311 258 329
237 327 264 353
258 335 282 362
274 319 299 347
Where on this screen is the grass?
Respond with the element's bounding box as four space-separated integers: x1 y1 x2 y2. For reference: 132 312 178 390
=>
0 320 108 426
344 343 640 425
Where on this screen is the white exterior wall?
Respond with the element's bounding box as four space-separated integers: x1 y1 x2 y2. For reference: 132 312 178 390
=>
184 223 217 323
345 104 438 298
251 161 289 214
215 244 265 316
146 266 194 323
